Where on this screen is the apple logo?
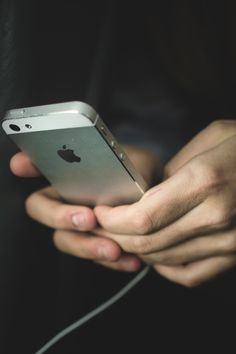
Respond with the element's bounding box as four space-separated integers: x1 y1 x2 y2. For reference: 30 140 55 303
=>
57 145 81 163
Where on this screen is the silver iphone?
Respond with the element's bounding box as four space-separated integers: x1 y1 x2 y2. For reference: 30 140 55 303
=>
2 101 148 206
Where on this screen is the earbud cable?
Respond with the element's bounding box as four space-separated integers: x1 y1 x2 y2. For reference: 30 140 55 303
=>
34 265 150 354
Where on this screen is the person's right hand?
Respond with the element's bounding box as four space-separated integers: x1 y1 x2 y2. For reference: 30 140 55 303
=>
10 147 158 272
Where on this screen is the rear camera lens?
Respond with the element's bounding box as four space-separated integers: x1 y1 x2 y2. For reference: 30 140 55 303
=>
9 124 20 132
25 124 32 129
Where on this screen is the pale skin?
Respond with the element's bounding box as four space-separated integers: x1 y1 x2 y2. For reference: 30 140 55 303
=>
10 120 236 287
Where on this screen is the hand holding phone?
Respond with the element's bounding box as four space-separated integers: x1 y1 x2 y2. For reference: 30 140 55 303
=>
3 101 148 206
10 151 40 177
9 150 155 272
5 102 159 271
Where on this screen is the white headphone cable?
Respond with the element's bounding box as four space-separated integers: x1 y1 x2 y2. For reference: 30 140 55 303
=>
34 265 150 354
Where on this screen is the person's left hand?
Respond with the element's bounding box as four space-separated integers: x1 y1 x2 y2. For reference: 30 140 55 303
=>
94 120 236 287
10 145 159 273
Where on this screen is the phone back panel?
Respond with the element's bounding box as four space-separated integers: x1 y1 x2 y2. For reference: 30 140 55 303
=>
11 125 144 206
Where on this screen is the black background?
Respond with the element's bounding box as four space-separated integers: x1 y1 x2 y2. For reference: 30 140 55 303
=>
0 1 236 353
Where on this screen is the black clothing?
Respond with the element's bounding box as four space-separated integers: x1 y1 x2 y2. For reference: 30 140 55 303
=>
0 1 236 353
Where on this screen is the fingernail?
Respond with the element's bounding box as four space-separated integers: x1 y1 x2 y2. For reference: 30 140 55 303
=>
72 213 86 229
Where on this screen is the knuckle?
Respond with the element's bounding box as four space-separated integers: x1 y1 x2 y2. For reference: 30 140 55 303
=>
132 236 154 254
191 156 225 194
155 251 179 265
51 206 69 229
208 120 229 135
211 206 232 230
163 254 182 265
207 119 232 137
132 209 154 235
51 209 62 229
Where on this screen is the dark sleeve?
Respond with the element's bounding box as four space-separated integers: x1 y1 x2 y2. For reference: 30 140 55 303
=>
110 77 190 165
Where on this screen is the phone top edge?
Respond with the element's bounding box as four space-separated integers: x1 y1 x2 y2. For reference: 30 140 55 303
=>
3 101 98 123
2 114 98 135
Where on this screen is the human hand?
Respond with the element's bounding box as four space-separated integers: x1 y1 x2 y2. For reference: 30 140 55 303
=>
10 145 159 182
10 152 41 177
10 146 159 272
94 120 236 287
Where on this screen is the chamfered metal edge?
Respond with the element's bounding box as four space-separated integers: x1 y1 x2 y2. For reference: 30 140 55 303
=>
2 101 98 123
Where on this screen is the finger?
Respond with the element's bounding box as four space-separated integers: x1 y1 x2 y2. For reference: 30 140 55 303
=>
154 255 236 287
95 254 142 272
53 229 121 262
95 166 205 235
10 152 40 177
26 186 97 231
94 197 233 255
165 120 236 178
140 231 236 265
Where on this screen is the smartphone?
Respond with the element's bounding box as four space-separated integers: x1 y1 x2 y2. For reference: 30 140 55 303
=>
2 101 148 206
